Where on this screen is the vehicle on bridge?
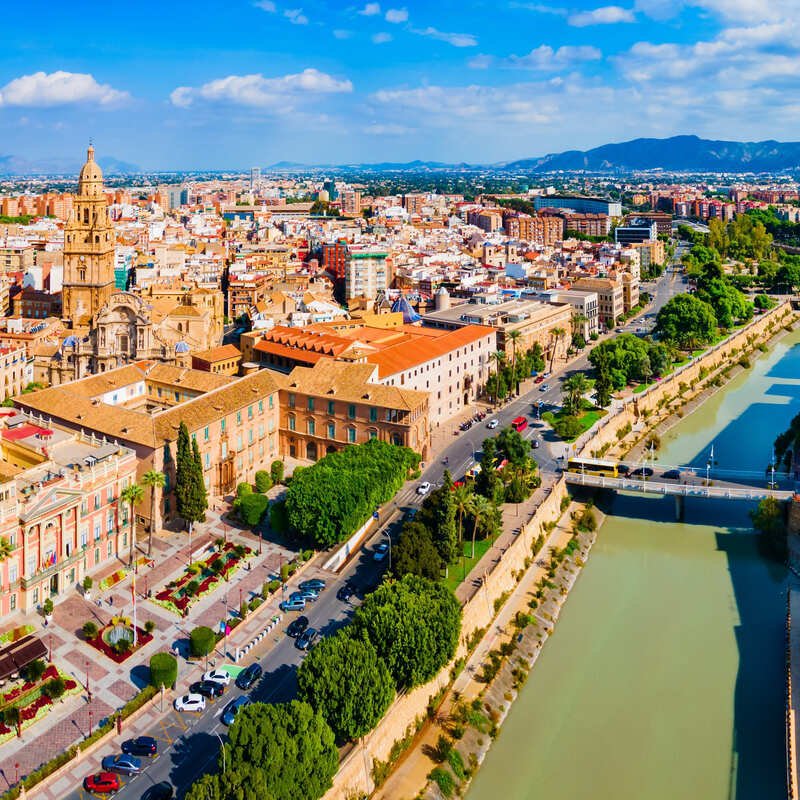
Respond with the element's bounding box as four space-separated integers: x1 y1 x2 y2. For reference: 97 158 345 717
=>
566 457 619 477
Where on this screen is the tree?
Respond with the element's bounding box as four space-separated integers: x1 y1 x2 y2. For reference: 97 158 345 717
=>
654 294 718 350
489 351 507 404
507 329 522 393
191 437 208 523
237 482 252 498
474 440 504 504
43 677 66 700
141 469 166 557
549 326 566 371
750 496 787 561
82 621 98 640
561 372 595 417
270 460 285 484
496 426 532 466
352 575 462 690
190 626 216 658
226 700 338 800
528 342 545 373
121 483 144 565
255 470 272 493
186 764 273 800
777 262 800 293
175 422 194 528
235 493 270 526
149 652 178 688
297 634 395 742
468 494 491 559
391 521 443 579
452 484 472 547
420 472 458 572
23 659 46 683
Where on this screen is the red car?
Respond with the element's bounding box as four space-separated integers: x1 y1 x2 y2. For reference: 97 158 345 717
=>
534 375 544 384
84 772 120 794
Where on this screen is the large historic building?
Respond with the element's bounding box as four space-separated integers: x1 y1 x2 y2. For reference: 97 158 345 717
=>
36 148 224 384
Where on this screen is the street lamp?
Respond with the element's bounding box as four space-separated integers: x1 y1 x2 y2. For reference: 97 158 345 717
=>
88 710 93 738
382 531 392 571
15 763 19 785
85 660 90 701
215 733 226 772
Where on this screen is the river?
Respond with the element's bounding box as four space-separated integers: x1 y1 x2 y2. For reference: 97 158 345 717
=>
467 329 800 800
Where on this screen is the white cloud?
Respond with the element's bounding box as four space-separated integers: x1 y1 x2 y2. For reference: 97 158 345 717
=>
0 71 130 108
364 123 409 135
253 0 276 11
509 44 602 69
509 2 568 14
385 7 408 22
284 8 308 24
170 69 353 109
359 2 381 15
468 54 494 69
333 29 353 38
412 26 477 47
372 32 393 43
568 5 635 25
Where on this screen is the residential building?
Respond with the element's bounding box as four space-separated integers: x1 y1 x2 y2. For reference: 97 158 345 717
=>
631 240 666 273
533 195 622 217
322 239 349 279
621 273 640 313
192 345 243 376
539 290 598 338
227 274 272 320
624 211 672 236
341 191 362 216
345 250 390 300
572 277 624 326
0 244 34 273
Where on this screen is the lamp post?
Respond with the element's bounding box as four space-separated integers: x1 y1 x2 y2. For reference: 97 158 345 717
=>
15 763 19 785
88 710 93 738
48 633 52 663
381 531 392 572
85 660 90 701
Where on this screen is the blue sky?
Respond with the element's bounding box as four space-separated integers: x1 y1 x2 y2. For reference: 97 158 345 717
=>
0 0 796 169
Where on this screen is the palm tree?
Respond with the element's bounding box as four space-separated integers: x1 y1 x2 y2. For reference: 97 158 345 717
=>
121 483 145 566
453 484 472 548
562 372 595 416
469 495 491 559
489 351 507 405
507 329 522 393
0 536 12 562
549 327 566 372
141 470 166 557
571 313 588 347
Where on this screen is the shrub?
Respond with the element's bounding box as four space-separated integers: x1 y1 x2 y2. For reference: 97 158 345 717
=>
236 482 253 498
429 767 456 798
23 659 46 683
269 499 288 534
235 493 270 526
115 639 131 655
82 621 98 640
149 653 177 688
280 563 290 583
83 576 93 591
239 602 248 620
254 470 272 493
267 579 280 594
189 626 216 657
234 544 247 558
144 620 156 634
42 598 54 616
185 579 200 597
43 677 66 700
447 748 466 781
270 459 285 484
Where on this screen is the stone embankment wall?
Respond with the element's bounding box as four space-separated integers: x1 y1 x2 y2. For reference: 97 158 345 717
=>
322 301 793 800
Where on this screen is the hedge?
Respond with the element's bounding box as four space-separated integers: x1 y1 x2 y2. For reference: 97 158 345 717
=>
190 626 216 658
149 653 178 689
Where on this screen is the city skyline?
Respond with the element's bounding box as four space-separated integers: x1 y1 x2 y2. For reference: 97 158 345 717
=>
0 0 798 169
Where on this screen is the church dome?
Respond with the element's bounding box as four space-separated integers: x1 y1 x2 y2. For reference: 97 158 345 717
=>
175 341 190 353
78 146 104 195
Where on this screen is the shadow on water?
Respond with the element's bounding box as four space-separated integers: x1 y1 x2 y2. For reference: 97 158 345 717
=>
716 531 786 800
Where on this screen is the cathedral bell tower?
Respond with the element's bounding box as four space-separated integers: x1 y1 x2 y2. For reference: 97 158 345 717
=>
62 145 115 327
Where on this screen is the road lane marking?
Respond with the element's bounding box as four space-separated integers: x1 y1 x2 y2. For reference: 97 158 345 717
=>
157 721 172 743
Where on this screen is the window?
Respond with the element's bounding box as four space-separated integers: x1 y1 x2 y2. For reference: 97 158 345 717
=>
164 473 170 492
221 418 226 433
175 391 180 401
237 457 243 470
259 423 264 439
268 419 274 433
94 522 101 541
94 494 100 510
288 415 296 431
237 411 242 424
107 512 114 533
269 395 274 409
348 427 356 443
80 527 87 547
107 541 113 557
205 476 210 489
221 441 228 459
248 429 254 444
258 401 263 414
369 407 378 423
369 430 377 440
308 419 316 435
237 434 243 452
94 547 100 564
328 400 335 416
204 426 209 441
32 586 37 604
348 404 356 419
248 405 253 420
9 594 15 611
9 562 18 583
288 393 295 409
327 423 335 439
205 453 210 470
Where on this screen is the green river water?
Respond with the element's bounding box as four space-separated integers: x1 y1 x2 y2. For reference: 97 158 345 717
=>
468 329 800 800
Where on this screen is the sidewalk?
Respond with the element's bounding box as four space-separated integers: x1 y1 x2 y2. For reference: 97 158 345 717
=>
0 503 297 788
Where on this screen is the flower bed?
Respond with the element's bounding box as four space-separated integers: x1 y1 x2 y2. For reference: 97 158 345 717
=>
151 542 253 618
0 625 34 645
86 617 153 664
98 568 129 591
0 665 81 744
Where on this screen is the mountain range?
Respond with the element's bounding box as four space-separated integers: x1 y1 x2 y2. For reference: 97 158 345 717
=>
0 154 140 176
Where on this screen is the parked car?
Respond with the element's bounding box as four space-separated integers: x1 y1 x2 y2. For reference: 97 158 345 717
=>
299 588 319 602
299 579 326 592
201 669 231 686
539 384 549 392
336 582 356 602
174 693 206 713
289 591 306 603
235 662 262 690
296 628 318 651
121 736 157 757
222 695 251 726
535 375 544 384
142 783 174 800
661 469 681 480
280 597 306 612
84 772 120 794
189 680 225 699
417 481 431 495
287 615 310 637
487 419 499 429
532 440 540 449
101 754 142 775
373 542 389 562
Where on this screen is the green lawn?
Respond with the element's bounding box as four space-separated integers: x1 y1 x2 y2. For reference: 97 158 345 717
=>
442 537 493 593
543 406 607 441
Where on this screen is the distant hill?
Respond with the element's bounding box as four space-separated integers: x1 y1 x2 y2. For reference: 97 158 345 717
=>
0 154 140 176
503 135 800 173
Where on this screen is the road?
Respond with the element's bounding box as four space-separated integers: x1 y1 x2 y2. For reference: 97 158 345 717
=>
64 541 391 800
64 268 684 800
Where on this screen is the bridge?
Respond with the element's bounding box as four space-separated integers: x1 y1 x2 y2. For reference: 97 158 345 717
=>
564 471 794 520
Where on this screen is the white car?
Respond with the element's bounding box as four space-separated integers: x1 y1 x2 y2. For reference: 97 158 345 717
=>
487 419 499 429
417 481 431 496
202 669 231 686
174 693 206 713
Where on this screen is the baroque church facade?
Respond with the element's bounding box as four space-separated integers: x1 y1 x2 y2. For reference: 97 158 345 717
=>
38 147 221 385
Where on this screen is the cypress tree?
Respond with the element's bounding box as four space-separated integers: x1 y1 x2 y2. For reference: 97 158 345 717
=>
190 437 208 523
175 422 194 526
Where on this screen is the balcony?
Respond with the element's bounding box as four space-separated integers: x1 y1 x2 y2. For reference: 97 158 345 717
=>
20 547 84 589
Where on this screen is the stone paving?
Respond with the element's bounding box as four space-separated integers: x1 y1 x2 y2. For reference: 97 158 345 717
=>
0 503 298 784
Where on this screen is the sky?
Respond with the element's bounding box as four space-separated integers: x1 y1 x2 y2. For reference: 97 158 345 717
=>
0 0 798 169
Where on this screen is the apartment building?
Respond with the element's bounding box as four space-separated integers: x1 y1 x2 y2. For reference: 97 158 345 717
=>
340 191 362 216
631 240 665 272
0 409 138 616
227 274 272 319
0 244 34 273
624 212 672 237
572 277 624 326
621 273 639 313
403 194 426 216
345 250 390 300
538 290 599 338
0 345 32 400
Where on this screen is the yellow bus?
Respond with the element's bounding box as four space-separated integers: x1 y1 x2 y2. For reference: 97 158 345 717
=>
566 457 619 478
